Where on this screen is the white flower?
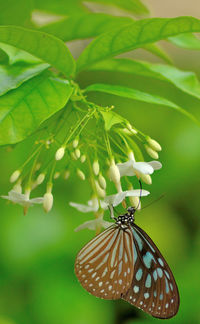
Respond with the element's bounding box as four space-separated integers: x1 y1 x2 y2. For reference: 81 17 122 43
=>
117 153 162 178
1 190 43 207
74 213 111 232
69 197 108 213
104 189 149 207
55 146 65 160
43 192 53 213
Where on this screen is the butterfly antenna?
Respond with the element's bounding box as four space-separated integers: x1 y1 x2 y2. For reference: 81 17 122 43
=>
141 193 165 210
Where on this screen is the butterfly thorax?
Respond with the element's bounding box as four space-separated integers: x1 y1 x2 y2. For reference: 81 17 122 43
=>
115 207 136 229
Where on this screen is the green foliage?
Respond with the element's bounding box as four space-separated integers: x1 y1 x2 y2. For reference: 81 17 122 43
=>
0 2 200 324
89 58 200 100
0 26 76 77
86 83 199 124
41 13 170 63
77 16 200 72
0 71 73 144
0 62 49 96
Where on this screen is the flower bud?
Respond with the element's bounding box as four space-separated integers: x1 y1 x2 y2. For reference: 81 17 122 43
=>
43 192 53 213
12 183 22 194
54 172 60 179
64 170 70 180
108 159 121 185
35 163 41 171
98 174 106 190
80 155 86 163
93 160 100 176
140 174 152 185
147 137 162 152
95 180 106 198
128 151 135 161
73 138 79 148
77 169 85 181
126 123 137 134
75 148 81 159
55 146 65 161
144 145 159 159
122 128 132 135
10 170 21 183
36 173 45 185
129 196 141 209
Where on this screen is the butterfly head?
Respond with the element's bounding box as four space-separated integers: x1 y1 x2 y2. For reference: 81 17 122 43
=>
115 206 136 228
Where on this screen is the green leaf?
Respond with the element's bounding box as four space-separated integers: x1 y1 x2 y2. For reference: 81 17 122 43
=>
41 13 171 63
85 83 200 125
41 14 133 41
0 62 49 96
77 16 200 72
169 33 200 49
0 42 43 64
0 71 73 145
0 0 32 26
100 110 127 130
34 0 88 15
0 26 76 77
85 0 149 15
89 58 200 100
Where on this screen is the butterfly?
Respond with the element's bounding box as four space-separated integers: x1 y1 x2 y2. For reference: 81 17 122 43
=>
75 206 180 319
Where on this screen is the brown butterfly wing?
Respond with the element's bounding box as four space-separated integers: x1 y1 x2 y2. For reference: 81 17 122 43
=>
75 225 135 300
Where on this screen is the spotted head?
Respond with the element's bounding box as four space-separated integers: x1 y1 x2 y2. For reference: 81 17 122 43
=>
115 206 136 228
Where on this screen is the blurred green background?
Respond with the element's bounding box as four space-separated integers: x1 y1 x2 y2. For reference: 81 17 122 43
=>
0 1 200 324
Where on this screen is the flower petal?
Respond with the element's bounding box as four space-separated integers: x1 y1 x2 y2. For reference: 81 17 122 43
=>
125 189 150 197
69 202 96 213
104 192 127 206
148 161 162 170
133 162 154 175
30 197 44 204
117 161 136 177
74 218 112 232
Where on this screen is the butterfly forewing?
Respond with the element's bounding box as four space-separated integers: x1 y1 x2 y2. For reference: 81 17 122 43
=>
75 225 135 299
122 224 179 319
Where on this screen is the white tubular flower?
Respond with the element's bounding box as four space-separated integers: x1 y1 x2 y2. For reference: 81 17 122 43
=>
75 148 81 159
126 123 137 134
73 138 79 148
75 214 111 232
80 155 86 163
10 170 21 183
12 183 22 194
95 180 106 198
144 145 159 159
147 137 162 152
43 192 53 213
104 189 149 207
1 190 43 208
108 158 122 192
117 152 162 178
140 174 152 185
98 174 106 190
70 197 108 213
77 169 85 180
36 173 45 185
55 146 65 161
93 160 100 176
129 196 141 209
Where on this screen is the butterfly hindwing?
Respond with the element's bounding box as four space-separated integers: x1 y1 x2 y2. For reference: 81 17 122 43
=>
75 225 135 300
122 224 180 319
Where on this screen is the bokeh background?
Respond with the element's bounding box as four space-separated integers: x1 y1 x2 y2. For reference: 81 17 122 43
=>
0 1 200 324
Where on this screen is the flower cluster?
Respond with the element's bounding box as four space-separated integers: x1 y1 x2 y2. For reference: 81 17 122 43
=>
1 85 162 225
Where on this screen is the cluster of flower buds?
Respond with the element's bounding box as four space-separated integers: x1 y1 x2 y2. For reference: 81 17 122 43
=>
1 97 162 223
